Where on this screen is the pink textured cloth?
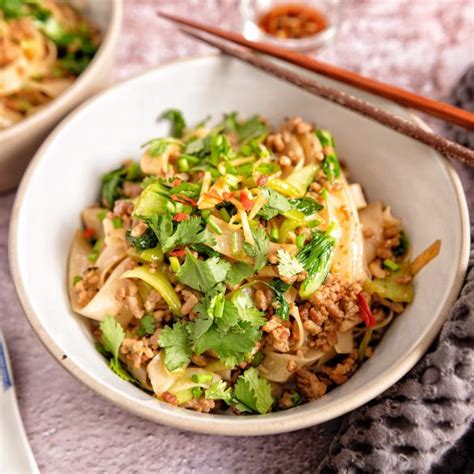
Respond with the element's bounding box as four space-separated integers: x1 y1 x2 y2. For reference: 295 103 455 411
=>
1 1 472 472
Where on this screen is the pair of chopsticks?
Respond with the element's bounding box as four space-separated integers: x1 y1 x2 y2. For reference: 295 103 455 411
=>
158 11 474 166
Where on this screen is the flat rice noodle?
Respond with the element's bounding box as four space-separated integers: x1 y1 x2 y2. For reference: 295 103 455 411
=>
210 216 297 263
95 244 127 286
81 207 106 240
168 368 221 394
75 258 132 321
96 217 128 285
359 201 384 265
205 360 232 381
120 355 152 390
68 230 93 312
297 132 322 164
103 217 127 248
348 183 367 210
259 348 326 383
325 173 366 283
289 304 305 350
147 352 178 396
335 330 354 354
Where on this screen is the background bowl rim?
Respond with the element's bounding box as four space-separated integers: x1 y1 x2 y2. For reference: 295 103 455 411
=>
8 54 471 436
0 0 123 141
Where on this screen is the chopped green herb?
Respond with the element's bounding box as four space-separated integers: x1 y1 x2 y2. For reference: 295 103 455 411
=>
191 373 213 384
316 129 341 182
97 315 133 382
393 231 409 257
126 227 158 251
136 314 156 337
112 217 123 228
160 109 187 138
269 279 290 320
383 259 400 272
192 387 203 399
158 321 192 372
243 226 269 271
233 368 274 414
205 381 233 404
225 262 254 286
176 250 230 293
72 275 83 285
277 249 305 278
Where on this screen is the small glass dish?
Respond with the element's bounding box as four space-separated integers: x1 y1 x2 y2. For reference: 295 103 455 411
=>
240 0 343 52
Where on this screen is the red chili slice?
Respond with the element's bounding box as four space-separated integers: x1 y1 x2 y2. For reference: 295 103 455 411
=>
172 213 190 222
169 249 186 257
357 293 376 327
82 227 96 240
171 194 197 206
172 178 181 187
240 190 255 212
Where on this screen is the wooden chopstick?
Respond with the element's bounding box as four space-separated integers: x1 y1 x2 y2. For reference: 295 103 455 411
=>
158 11 474 131
176 28 474 165
157 11 473 165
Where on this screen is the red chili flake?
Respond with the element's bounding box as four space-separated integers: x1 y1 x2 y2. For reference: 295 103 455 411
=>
82 227 96 240
171 194 197 206
169 249 186 257
240 190 255 212
256 175 268 186
356 293 376 327
172 178 181 187
173 213 190 222
223 192 235 201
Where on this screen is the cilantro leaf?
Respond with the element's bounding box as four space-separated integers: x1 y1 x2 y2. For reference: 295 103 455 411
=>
225 262 254 286
231 288 265 327
136 314 156 337
233 368 274 414
158 321 192 372
100 314 125 360
269 279 290 320
176 250 230 293
223 113 268 144
289 197 323 215
101 162 141 209
258 188 292 220
243 226 269 271
109 358 134 382
205 381 233 404
162 217 215 253
193 322 261 368
277 249 305 278
98 315 134 382
160 109 187 138
188 285 225 342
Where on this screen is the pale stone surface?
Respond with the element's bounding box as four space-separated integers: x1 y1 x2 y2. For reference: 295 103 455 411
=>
0 1 472 472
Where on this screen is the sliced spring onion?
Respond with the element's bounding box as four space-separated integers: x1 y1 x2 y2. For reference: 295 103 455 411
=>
383 259 400 272
169 256 181 273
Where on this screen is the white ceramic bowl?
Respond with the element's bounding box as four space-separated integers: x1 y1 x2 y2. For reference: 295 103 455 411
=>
9 56 470 436
0 0 123 192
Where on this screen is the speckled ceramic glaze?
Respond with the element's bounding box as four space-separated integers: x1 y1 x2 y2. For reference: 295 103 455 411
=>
0 0 123 192
9 56 470 436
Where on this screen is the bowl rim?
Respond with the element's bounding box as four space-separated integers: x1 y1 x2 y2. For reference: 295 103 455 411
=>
0 0 123 141
8 55 471 436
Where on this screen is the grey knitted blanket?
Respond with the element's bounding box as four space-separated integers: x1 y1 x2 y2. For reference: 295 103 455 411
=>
318 67 474 474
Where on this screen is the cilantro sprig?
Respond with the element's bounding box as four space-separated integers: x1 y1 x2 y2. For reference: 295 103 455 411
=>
233 368 274 414
96 315 133 382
